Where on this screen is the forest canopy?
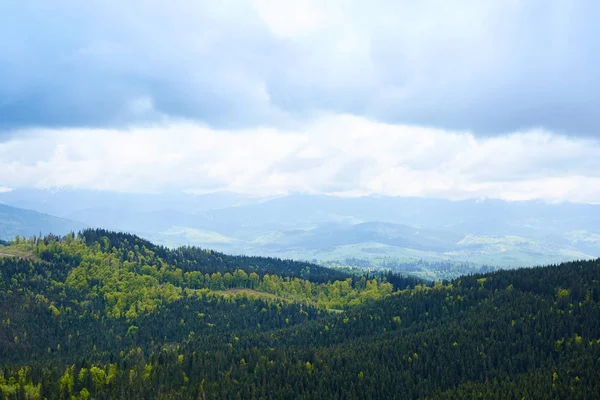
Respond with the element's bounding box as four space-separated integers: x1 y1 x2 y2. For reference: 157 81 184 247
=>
0 229 599 399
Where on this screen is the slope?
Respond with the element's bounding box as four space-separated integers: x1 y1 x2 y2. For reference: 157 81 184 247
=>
0 204 85 241
0 230 599 398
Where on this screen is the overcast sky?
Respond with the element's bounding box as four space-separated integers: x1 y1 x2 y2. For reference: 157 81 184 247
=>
1 1 599 202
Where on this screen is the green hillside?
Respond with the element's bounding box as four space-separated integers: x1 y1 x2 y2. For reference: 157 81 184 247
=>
0 230 599 399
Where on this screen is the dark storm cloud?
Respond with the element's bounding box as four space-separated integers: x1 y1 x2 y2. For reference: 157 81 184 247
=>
1 0 598 136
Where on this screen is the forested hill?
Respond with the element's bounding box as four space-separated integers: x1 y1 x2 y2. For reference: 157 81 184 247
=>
0 230 599 399
78 228 351 283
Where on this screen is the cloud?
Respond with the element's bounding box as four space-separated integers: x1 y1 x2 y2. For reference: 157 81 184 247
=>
253 0 326 39
0 1 598 136
1 115 600 203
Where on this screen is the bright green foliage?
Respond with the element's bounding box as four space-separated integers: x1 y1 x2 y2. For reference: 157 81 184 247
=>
58 366 74 395
89 366 106 390
8 232 398 317
78 388 90 400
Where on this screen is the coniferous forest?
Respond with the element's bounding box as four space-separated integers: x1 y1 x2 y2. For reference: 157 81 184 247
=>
1 229 599 399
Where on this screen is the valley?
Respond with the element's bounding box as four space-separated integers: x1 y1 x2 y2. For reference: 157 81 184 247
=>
2 191 599 280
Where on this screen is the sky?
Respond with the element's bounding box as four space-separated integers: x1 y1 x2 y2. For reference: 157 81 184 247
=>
1 1 599 203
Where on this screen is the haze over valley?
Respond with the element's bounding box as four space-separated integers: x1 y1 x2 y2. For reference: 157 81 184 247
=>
2 189 599 280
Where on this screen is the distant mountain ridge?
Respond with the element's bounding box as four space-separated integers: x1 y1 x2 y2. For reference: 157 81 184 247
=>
0 203 85 240
257 221 463 252
2 189 599 276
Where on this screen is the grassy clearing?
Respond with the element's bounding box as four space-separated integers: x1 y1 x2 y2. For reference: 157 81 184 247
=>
0 245 39 261
213 288 281 301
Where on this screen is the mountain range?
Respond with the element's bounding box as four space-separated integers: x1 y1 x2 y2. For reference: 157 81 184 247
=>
0 203 85 241
2 189 599 278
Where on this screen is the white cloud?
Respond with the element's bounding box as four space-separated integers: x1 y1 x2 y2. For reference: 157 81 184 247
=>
253 0 325 39
0 187 12 193
1 115 600 203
